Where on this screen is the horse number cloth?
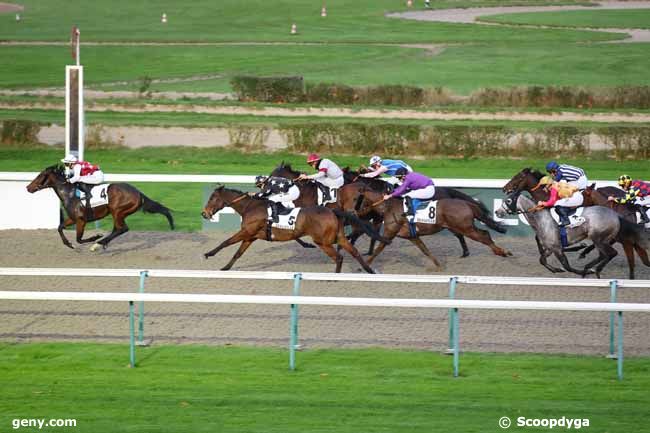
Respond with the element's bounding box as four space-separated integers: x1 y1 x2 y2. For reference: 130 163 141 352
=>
403 199 438 224
317 187 338 205
76 184 109 208
271 208 301 230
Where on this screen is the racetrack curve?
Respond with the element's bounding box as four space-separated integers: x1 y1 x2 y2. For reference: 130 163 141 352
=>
0 229 648 355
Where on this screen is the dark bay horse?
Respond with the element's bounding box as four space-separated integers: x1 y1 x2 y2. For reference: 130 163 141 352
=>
355 188 511 269
583 184 650 279
201 186 388 273
26 165 174 250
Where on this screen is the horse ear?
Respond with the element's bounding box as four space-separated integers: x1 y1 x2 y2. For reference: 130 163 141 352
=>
523 167 530 173
280 160 285 168
589 183 596 190
216 184 224 191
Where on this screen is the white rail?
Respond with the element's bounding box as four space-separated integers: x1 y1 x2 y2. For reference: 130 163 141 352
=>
0 267 648 288
0 172 619 188
1 290 649 312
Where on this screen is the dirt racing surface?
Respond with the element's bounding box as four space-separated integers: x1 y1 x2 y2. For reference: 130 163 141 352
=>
0 229 648 355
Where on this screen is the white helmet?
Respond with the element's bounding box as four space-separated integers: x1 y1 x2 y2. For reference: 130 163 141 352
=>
369 155 382 166
61 154 78 164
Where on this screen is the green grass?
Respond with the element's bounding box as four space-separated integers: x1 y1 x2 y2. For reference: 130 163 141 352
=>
479 9 650 29
0 343 648 433
0 0 613 43
2 146 647 232
2 42 649 94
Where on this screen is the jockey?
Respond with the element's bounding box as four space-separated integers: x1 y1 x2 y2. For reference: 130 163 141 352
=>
61 154 104 214
608 175 650 224
545 161 588 190
297 153 344 202
361 155 413 183
534 175 579 226
253 175 300 223
384 168 435 236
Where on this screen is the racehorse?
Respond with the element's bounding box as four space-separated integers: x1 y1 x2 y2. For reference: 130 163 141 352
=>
355 188 511 269
201 186 388 273
269 162 334 208
504 168 649 278
26 165 174 250
497 192 620 278
583 184 650 279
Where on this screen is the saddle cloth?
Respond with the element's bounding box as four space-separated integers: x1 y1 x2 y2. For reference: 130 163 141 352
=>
550 207 585 228
403 199 438 225
636 207 650 227
269 208 301 230
76 184 110 208
317 187 338 206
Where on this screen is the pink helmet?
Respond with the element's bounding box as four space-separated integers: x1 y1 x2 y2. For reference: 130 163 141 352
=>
306 153 321 164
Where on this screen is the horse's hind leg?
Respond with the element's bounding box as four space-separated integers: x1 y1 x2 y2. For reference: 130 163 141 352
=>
408 237 442 270
336 236 375 274
295 239 316 249
622 241 636 279
464 227 511 257
635 244 650 267
75 219 102 244
317 244 344 273
452 231 470 258
554 251 590 276
221 240 255 271
92 223 128 251
591 242 618 278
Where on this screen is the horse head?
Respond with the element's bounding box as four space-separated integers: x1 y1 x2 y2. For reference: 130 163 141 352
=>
270 162 301 180
26 165 66 193
503 167 544 194
495 191 522 219
201 185 227 219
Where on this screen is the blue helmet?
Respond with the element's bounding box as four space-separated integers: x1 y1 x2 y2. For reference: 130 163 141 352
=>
545 161 559 172
395 167 408 178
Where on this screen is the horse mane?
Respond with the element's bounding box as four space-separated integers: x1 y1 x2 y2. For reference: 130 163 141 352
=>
45 164 66 177
524 167 544 180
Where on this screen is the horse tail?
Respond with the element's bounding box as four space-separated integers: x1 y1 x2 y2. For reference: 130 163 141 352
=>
141 194 175 230
470 202 507 234
445 188 491 216
332 208 391 244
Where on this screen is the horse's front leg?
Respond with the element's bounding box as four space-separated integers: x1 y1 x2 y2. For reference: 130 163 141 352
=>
220 239 255 271
75 219 102 244
204 230 248 259
554 251 593 276
58 213 75 249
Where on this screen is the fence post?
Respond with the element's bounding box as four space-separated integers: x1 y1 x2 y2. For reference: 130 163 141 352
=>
137 270 148 346
608 280 618 359
452 307 460 377
289 273 302 371
617 311 624 380
129 301 135 368
446 277 458 354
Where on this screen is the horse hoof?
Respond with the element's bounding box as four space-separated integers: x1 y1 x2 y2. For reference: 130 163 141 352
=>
65 243 74 250
203 254 210 260
90 243 102 252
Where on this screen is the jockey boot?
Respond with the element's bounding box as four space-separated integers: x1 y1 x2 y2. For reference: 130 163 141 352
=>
270 202 280 223
405 197 417 238
636 204 650 224
555 206 571 227
318 183 331 203
78 183 93 220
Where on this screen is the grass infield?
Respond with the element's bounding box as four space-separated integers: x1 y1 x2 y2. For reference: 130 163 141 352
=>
0 343 648 433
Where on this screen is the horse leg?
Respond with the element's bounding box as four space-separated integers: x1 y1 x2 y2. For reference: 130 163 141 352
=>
75 219 102 244
553 251 591 276
92 222 128 251
452 231 470 258
365 221 382 256
317 244 344 273
534 236 564 273
463 227 511 257
365 224 400 265
591 242 618 279
204 230 247 259
635 244 650 267
295 239 316 249
336 235 375 274
58 215 75 249
408 237 442 270
220 239 255 271
578 244 596 259
335 245 344 273
622 241 636 280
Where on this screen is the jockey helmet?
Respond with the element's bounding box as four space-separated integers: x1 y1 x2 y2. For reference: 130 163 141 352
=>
306 153 321 164
255 175 268 187
545 161 559 172
61 154 78 164
618 174 631 187
395 167 408 178
369 155 382 167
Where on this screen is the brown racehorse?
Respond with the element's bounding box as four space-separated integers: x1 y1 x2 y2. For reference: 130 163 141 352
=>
26 165 174 250
504 168 650 279
201 186 388 273
355 188 511 268
583 184 650 279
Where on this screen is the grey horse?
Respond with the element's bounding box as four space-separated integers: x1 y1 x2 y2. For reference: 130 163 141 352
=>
496 192 620 278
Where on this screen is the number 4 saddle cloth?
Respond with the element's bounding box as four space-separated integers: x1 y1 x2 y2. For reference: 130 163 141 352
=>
403 199 438 224
75 184 110 208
